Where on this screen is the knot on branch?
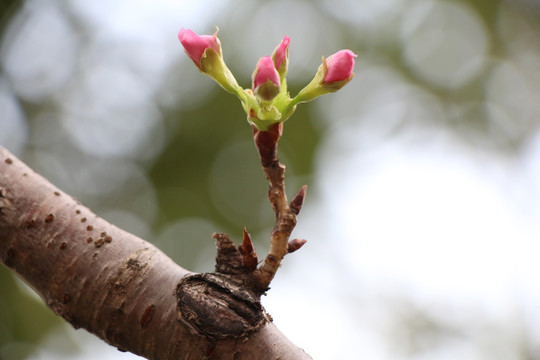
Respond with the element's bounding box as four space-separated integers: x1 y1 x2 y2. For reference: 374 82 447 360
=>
176 273 268 339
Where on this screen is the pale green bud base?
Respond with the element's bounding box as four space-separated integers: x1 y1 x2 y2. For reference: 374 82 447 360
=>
199 51 352 132
200 50 243 95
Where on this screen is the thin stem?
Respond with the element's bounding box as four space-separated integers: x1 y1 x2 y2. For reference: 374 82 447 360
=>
251 123 306 292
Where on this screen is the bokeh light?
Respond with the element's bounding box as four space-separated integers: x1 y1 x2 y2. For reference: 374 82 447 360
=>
400 1 489 89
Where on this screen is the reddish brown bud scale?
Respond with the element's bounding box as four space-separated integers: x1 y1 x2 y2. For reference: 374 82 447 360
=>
241 227 254 254
287 239 307 254
239 228 258 272
290 185 307 215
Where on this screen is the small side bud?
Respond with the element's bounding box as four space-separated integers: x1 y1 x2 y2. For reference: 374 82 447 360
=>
287 239 307 254
290 185 307 215
239 227 258 272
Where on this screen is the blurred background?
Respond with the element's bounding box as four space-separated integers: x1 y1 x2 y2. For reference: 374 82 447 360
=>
1 0 540 359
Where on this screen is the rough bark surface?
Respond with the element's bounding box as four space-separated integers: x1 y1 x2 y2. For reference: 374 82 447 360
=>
0 146 311 360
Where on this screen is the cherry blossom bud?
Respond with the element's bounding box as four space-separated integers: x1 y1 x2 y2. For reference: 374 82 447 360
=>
272 35 290 79
291 49 357 104
252 56 281 101
178 28 221 70
323 50 357 89
177 28 241 95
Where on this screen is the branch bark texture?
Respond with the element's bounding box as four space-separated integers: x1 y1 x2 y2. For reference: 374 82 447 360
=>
0 146 311 360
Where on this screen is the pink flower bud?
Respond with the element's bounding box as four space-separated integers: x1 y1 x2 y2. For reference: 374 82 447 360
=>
272 35 290 72
252 56 281 101
323 50 357 83
178 28 221 69
292 49 357 104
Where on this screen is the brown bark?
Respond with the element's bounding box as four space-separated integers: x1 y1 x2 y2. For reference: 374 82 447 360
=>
0 146 311 360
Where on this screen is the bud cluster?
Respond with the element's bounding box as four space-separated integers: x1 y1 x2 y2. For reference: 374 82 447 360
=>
178 28 357 130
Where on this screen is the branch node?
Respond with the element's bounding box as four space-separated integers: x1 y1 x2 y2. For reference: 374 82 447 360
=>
253 123 283 166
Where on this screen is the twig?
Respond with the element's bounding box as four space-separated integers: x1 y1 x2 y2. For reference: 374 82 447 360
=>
251 123 307 293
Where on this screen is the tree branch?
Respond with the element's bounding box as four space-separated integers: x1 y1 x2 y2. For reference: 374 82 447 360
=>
0 146 311 360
